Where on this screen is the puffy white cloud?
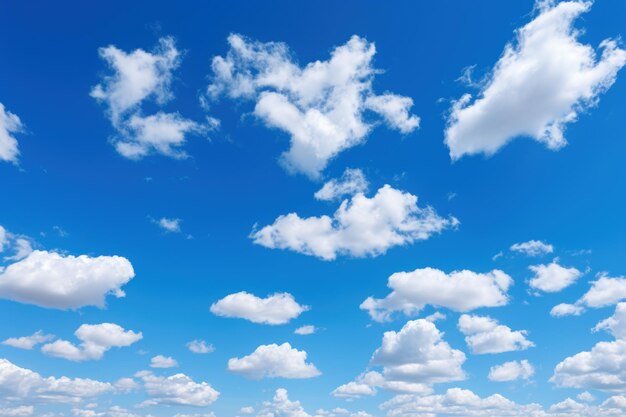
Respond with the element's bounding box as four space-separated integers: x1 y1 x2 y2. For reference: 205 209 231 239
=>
510 240 554 257
2 331 54 350
0 103 22 163
314 169 368 201
0 250 135 310
360 267 512 322
210 291 308 325
551 273 626 317
0 358 112 403
91 37 209 159
252 185 457 260
458 314 534 354
0 406 33 417
150 355 178 369
0 226 34 262
41 323 142 361
137 370 219 407
488 360 535 382
294 325 316 335
445 1 626 160
577 391 595 402
594 302 626 339
207 34 419 178
154 217 181 233
186 340 214 354
528 261 582 293
227 342 320 379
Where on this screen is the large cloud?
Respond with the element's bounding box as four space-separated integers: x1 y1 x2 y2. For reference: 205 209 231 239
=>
0 250 135 310
210 292 308 325
227 343 320 379
136 371 219 407
252 185 457 260
360 267 512 322
41 323 142 361
0 103 22 163
445 1 626 159
207 34 419 178
458 314 534 354
91 37 210 159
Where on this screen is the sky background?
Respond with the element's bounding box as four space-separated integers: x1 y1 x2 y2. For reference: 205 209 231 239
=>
1 1 626 416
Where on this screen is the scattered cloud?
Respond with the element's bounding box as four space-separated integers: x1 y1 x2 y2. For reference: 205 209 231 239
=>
211 291 308 325
551 273 626 317
361 267 512 322
150 355 178 369
314 168 368 202
0 103 23 163
488 360 535 382
510 240 554 257
252 185 458 260
458 314 534 354
137 370 219 407
445 1 626 159
153 217 182 233
294 325 316 335
186 339 214 354
227 342 320 379
2 331 54 350
528 261 583 293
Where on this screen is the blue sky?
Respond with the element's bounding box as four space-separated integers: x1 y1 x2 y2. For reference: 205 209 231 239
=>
2 1 626 416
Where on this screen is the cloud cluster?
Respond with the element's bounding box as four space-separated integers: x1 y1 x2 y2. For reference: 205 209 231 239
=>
207 34 419 177
228 343 320 379
551 273 626 317
210 292 308 325
445 1 626 159
458 314 534 354
2 331 54 350
137 370 220 407
361 267 512 322
528 261 582 293
0 103 22 163
252 185 457 260
91 37 210 159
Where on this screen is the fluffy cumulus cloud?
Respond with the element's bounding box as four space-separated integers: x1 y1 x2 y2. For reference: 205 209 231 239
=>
294 325 316 335
458 314 534 354
154 217 181 233
150 355 178 369
227 342 320 379
528 261 583 293
360 267 512 322
0 358 112 403
445 1 626 159
552 303 626 391
2 331 54 350
252 185 458 260
136 370 219 407
380 388 626 417
41 323 142 361
253 388 370 417
0 226 34 262
186 340 214 354
510 240 554 257
334 319 465 398
91 37 210 159
314 169 368 201
0 103 23 163
488 360 535 382
0 250 135 310
207 34 419 178
551 273 626 317
210 292 308 325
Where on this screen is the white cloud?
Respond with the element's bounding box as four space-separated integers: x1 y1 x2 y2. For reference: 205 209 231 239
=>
154 217 181 233
150 355 178 369
488 360 535 382
91 37 209 159
41 323 142 361
594 302 626 339
137 370 219 407
0 358 112 403
0 226 34 262
510 240 554 257
551 273 626 317
458 314 534 354
2 331 54 350
294 325 316 335
528 261 582 293
0 406 33 417
240 407 254 415
186 340 214 354
207 34 419 178
252 185 458 260
445 1 626 159
0 250 135 310
314 169 368 201
360 267 512 322
0 103 22 163
577 391 595 402
0 226 7 252
227 342 320 379
210 291 308 325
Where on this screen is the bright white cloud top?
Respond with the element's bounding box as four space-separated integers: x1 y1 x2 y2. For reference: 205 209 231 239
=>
488 359 535 382
314 168 369 201
458 314 534 354
227 342 320 379
0 250 135 310
361 267 512 322
137 370 220 407
91 37 210 159
150 355 178 368
0 103 22 163
551 273 626 317
252 185 457 260
528 261 583 293
207 34 419 178
445 1 626 159
41 323 142 361
210 291 308 325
